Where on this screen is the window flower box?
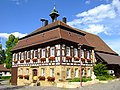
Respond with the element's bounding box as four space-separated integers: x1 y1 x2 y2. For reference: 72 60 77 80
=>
20 60 24 63
24 75 29 79
66 56 72 60
40 58 46 62
14 60 18 63
49 56 55 60
18 75 23 79
32 57 37 62
87 58 92 61
81 58 85 61
26 58 30 63
74 57 79 61
47 76 55 81
38 76 45 80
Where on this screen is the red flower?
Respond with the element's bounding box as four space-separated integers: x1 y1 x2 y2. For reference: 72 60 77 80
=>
87 58 92 61
49 57 55 60
66 56 72 60
26 59 30 63
24 75 29 79
38 76 45 80
14 60 18 63
32 58 38 62
18 75 23 79
20 60 24 63
40 58 46 61
47 76 55 81
74 57 79 61
81 58 85 61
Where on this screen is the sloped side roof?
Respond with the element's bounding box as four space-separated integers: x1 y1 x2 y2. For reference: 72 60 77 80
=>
75 29 117 55
96 52 120 65
0 64 10 72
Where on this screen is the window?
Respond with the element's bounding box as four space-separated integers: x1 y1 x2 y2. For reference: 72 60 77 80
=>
87 68 91 77
27 51 30 59
50 47 55 56
34 50 38 57
81 50 84 58
42 49 45 57
74 48 78 57
15 53 18 60
66 68 71 78
82 68 85 76
66 47 70 56
26 69 29 74
41 68 45 76
20 68 23 75
75 68 78 77
21 52 24 60
50 68 54 77
87 51 90 59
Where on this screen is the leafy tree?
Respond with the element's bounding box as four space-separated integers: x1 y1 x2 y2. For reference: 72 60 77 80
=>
0 44 6 64
93 63 108 76
5 34 18 68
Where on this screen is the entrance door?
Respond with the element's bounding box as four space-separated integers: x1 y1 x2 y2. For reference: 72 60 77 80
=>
33 69 37 83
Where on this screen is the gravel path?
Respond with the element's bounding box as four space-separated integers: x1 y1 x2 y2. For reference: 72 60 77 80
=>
0 79 120 90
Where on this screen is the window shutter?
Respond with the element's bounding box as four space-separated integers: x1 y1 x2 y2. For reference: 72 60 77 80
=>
54 47 56 57
20 53 21 60
17 53 19 60
45 48 47 57
48 48 50 57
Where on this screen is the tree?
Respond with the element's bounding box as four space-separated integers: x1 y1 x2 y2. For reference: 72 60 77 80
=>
93 63 108 76
0 44 6 64
5 34 18 68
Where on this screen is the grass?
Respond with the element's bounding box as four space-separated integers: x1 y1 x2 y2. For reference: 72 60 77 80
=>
68 77 92 82
96 75 116 81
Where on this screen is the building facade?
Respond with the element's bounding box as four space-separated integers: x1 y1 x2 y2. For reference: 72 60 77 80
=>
11 7 120 86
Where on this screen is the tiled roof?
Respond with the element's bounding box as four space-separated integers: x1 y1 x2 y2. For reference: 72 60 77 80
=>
75 29 117 55
0 64 10 72
96 52 120 65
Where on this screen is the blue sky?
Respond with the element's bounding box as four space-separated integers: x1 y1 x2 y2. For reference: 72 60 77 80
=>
0 0 120 55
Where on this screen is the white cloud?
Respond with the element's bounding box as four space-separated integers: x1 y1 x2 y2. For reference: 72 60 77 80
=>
0 32 27 39
68 0 120 35
10 0 28 5
85 24 107 34
85 0 90 4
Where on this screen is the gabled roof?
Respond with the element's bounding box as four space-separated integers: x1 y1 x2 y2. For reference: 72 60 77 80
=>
96 52 120 65
11 21 91 51
0 64 10 72
74 29 118 55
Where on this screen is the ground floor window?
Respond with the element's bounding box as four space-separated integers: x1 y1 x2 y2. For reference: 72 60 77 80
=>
66 68 71 78
87 68 91 77
82 68 85 77
75 68 79 77
41 68 45 76
50 68 54 77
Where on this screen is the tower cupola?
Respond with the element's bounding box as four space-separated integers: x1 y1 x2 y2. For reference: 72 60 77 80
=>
49 4 59 22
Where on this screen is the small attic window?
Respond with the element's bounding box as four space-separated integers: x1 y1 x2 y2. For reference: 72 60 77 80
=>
68 32 71 36
42 33 44 37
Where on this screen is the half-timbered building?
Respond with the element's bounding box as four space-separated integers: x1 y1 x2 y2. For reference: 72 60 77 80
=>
11 7 120 86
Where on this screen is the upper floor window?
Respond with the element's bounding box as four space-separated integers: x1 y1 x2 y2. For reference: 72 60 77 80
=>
50 47 55 56
81 50 84 58
74 48 78 57
27 51 30 59
66 47 70 56
21 52 24 60
87 51 90 59
34 50 38 58
42 49 45 57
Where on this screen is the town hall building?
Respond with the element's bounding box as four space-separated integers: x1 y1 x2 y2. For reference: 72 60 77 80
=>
11 6 120 86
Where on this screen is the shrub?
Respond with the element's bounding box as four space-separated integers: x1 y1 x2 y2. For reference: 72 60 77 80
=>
97 75 116 81
0 76 11 80
68 77 92 82
94 63 108 76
